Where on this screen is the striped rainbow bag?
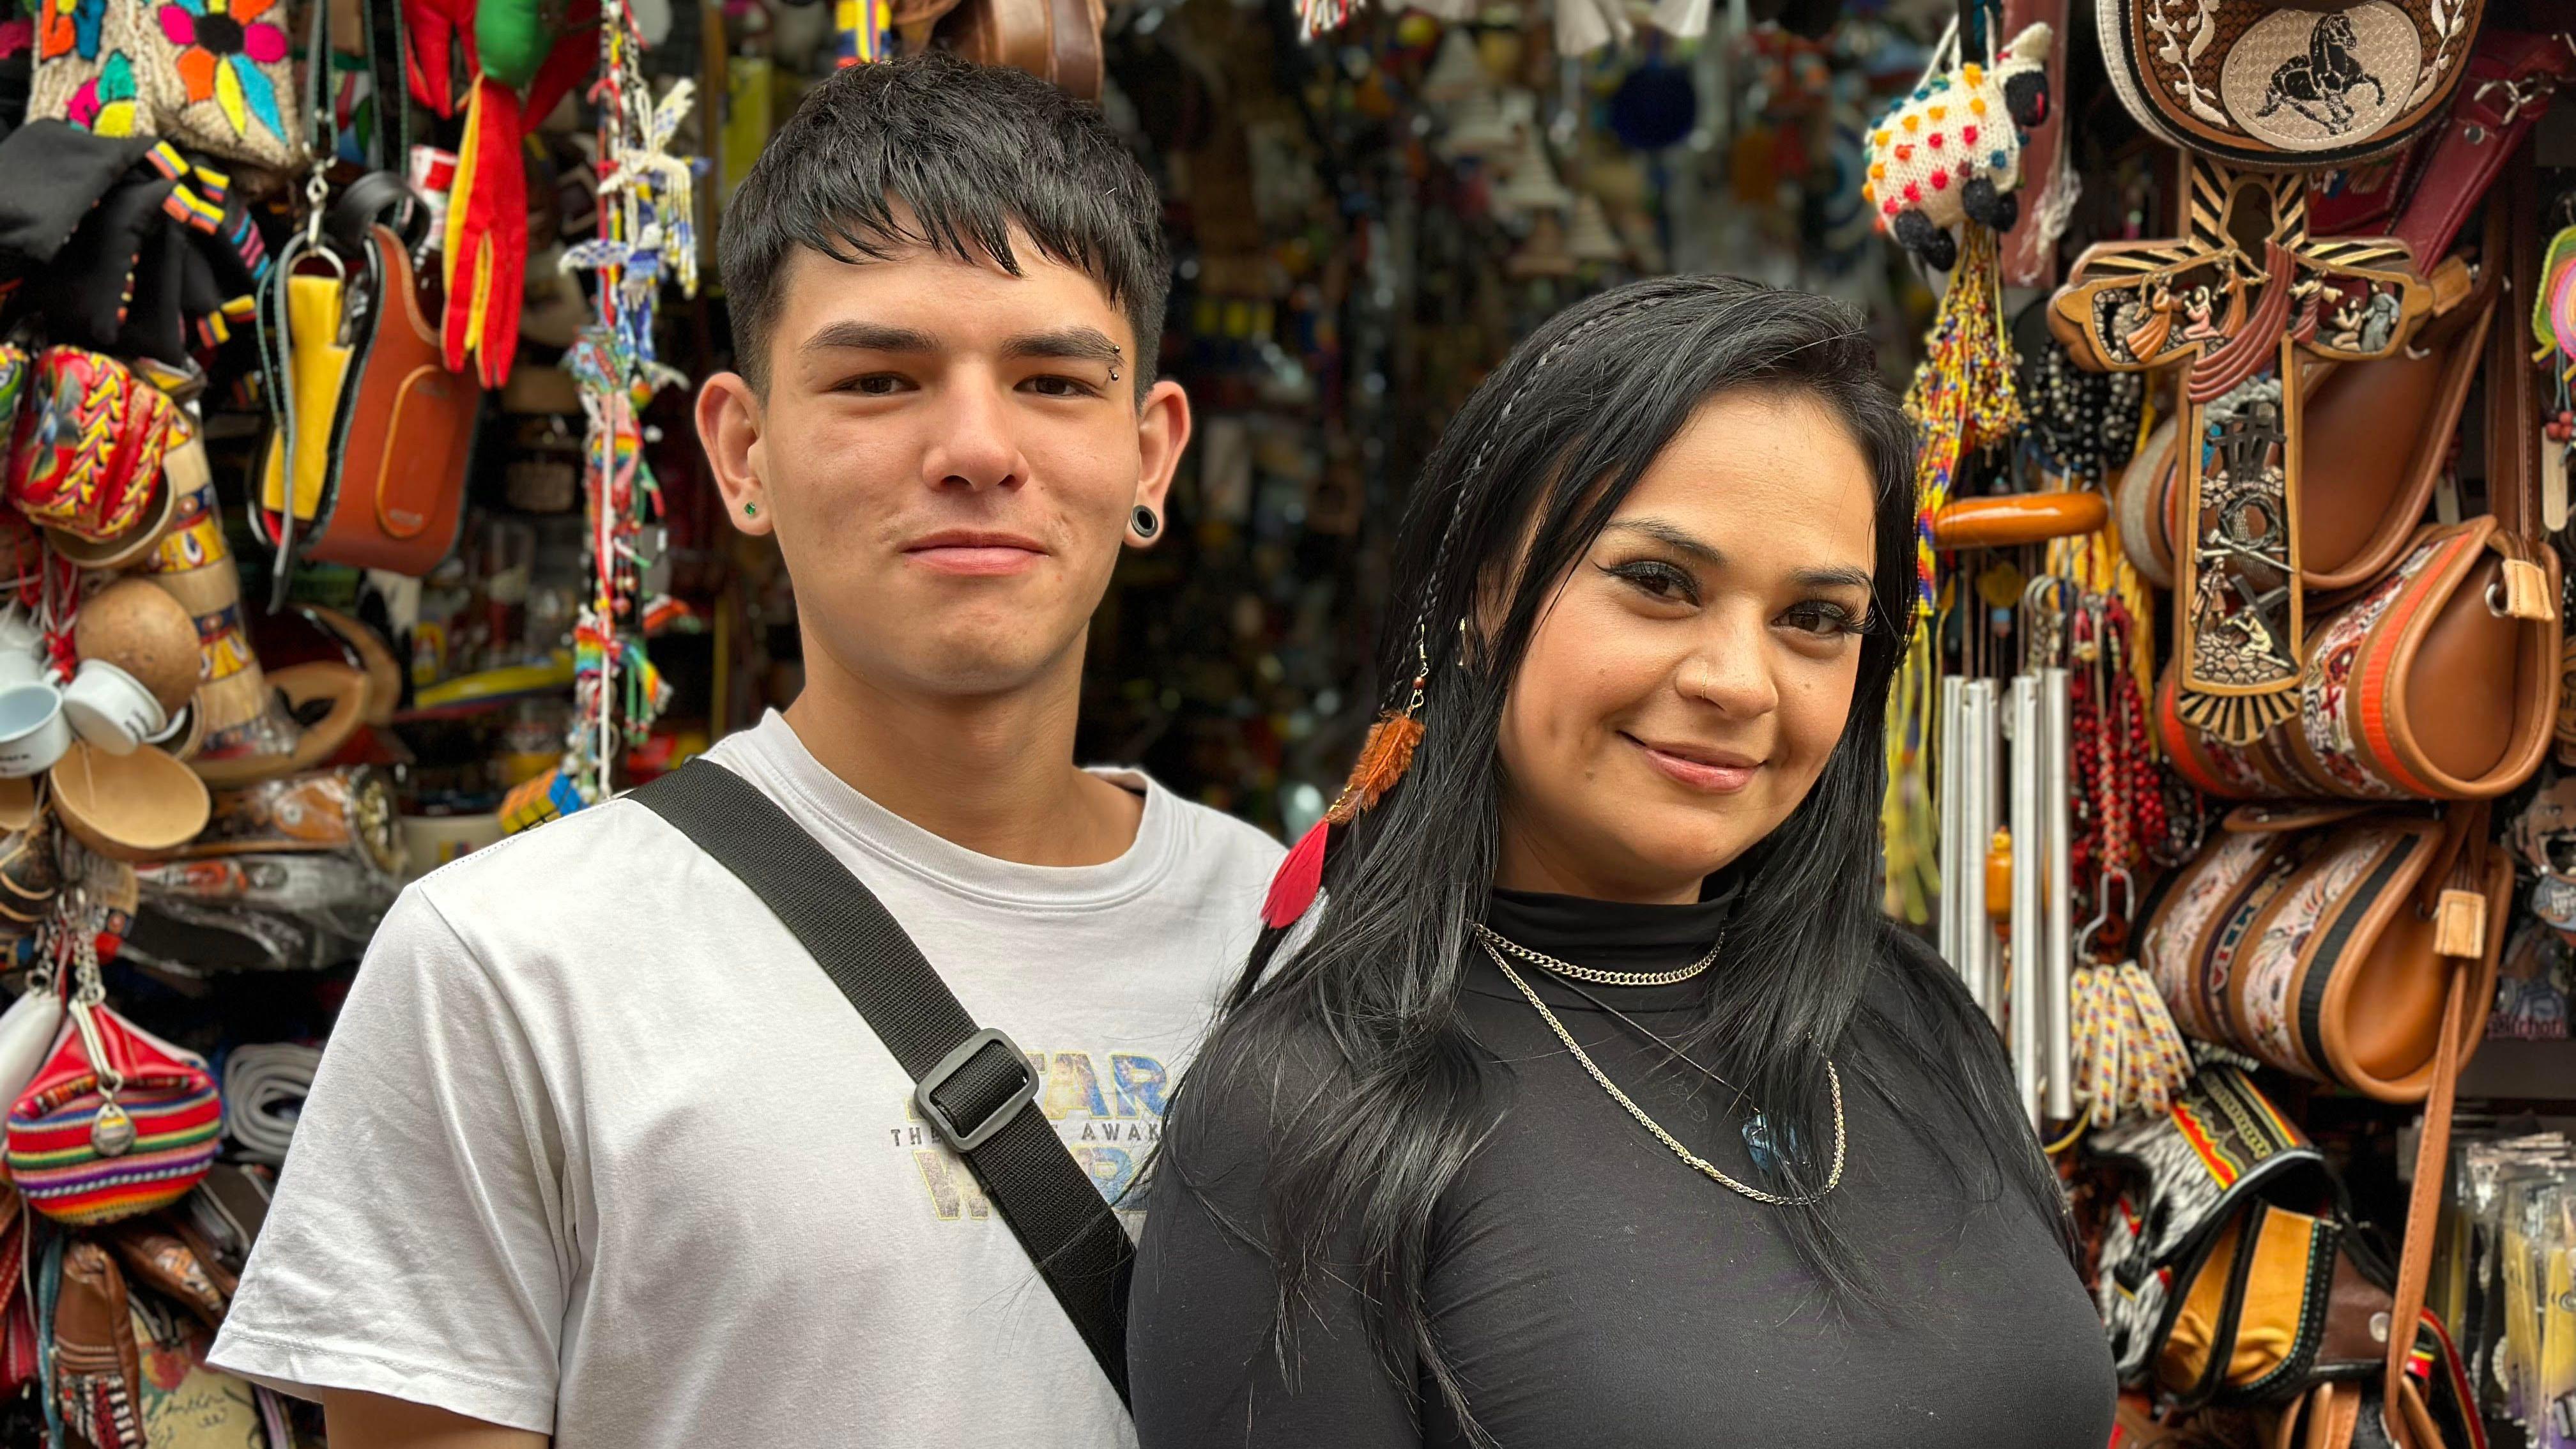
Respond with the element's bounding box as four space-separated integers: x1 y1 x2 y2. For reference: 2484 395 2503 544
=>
4 1000 217 1225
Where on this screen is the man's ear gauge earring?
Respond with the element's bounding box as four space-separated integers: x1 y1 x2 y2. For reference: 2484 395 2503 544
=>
1131 505 1160 540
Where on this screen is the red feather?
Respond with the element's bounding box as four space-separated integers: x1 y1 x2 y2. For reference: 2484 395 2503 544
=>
1262 819 1330 930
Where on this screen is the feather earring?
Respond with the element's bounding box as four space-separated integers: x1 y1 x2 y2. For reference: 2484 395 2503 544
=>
1261 654 1430 929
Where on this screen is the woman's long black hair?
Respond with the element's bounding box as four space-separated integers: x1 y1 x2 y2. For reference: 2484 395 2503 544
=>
1164 275 2070 1438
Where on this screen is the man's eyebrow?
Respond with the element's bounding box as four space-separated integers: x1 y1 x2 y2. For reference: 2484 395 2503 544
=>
801 321 940 355
1606 519 1874 592
1000 327 1123 365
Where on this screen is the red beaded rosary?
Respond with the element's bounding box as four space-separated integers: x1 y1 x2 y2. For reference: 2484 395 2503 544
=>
2067 597 2161 955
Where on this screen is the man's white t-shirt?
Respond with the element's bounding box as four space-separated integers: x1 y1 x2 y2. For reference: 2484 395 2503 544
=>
206 711 1282 1446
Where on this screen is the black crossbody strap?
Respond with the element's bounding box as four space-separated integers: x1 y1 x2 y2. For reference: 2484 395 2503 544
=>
631 760 1133 1404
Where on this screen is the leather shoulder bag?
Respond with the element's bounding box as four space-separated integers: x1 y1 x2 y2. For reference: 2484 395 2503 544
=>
2092 1062 2378 1405
2135 801 2503 1103
2157 514 2560 802
254 172 477 595
2097 0 2483 172
2159 150 2564 802
2119 263 2489 597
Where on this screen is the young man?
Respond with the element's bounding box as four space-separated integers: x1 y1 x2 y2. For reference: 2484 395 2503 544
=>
207 52 1281 1448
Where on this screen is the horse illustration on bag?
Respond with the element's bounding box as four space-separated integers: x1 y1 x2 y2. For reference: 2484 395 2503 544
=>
2257 14 2388 137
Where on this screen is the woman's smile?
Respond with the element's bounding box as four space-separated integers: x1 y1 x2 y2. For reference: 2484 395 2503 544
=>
1623 732 1763 793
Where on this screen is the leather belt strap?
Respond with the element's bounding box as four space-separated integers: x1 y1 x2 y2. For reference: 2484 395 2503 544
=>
2394 31 2576 266
632 761 1135 1406
2378 958 2467 1448
2487 152 2543 546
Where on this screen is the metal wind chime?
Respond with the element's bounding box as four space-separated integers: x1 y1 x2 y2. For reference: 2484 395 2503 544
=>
1904 232 2184 1134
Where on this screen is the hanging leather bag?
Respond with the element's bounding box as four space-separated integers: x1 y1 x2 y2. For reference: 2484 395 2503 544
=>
2156 513 2560 801
2159 183 2563 806
2135 801 2504 1103
2092 1036 2490 1445
2120 264 2488 597
2092 1064 2392 1409
2097 0 2483 172
254 172 477 594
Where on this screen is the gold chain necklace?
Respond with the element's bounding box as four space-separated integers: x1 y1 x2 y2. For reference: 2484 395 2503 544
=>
1470 921 1724 987
1481 942 1846 1208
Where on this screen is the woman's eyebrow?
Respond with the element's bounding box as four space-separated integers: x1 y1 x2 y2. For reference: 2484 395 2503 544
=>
1797 566 1876 594
1605 520 1874 592
1604 518 1724 565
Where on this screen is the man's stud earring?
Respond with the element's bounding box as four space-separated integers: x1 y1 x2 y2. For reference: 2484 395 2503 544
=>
743 502 758 518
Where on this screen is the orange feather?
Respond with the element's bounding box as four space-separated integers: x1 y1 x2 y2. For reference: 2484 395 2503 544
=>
1326 712 1425 825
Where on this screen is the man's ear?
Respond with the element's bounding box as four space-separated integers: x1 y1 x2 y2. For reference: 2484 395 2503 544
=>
697 372 774 537
1126 378 1192 547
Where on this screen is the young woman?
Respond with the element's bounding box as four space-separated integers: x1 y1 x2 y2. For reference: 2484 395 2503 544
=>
1128 277 2114 1447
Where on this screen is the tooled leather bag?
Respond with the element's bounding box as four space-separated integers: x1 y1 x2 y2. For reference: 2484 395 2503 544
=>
2157 171 2564 802
2119 258 2490 595
2134 801 2503 1103
2093 1043 2490 1447
2098 0 2483 172
254 173 477 592
2156 514 2559 801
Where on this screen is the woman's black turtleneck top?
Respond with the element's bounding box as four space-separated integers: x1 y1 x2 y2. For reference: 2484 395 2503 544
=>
1127 887 2117 1448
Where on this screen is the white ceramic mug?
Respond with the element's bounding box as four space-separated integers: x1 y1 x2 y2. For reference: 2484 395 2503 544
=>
0 684 70 778
63 659 168 755
0 609 47 691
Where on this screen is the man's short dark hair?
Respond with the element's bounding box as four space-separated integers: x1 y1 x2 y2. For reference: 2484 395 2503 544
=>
719 51 1170 400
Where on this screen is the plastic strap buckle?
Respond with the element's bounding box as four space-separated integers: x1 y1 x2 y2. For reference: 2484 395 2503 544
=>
913 1028 1039 1153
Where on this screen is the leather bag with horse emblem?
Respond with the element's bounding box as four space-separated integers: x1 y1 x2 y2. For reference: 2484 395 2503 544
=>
2100 0 2484 171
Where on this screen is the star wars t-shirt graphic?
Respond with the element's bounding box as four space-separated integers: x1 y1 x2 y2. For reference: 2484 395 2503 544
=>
901 1046 1172 1223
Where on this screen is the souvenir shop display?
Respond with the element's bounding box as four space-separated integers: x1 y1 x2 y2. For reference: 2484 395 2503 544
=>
0 0 2559 1435
1829 0 2576 1441
0 0 725 1415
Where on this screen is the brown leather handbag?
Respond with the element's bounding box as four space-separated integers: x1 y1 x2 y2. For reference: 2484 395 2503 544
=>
894 0 1104 100
255 174 477 590
2119 260 2488 596
2135 802 2503 1103
2095 989 2491 1449
2097 0 2483 172
2159 182 2563 803
2158 515 2561 802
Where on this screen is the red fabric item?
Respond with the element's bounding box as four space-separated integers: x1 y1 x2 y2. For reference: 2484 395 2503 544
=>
1262 820 1329 930
523 0 599 126
403 0 479 117
442 77 526 386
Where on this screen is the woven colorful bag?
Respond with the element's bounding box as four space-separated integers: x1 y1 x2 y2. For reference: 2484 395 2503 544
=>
2135 801 2504 1103
5 1000 218 1225
28 0 305 170
2158 516 2561 801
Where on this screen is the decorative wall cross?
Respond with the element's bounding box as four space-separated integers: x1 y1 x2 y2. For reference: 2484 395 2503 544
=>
2050 157 2430 744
